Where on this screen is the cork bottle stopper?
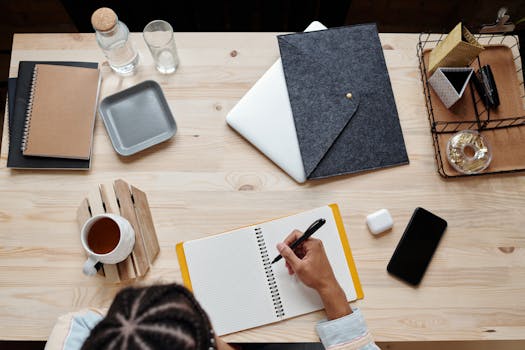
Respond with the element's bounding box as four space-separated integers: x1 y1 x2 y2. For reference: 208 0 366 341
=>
91 7 117 32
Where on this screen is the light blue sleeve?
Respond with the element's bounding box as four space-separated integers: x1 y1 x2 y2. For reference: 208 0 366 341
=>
316 308 379 349
63 311 103 350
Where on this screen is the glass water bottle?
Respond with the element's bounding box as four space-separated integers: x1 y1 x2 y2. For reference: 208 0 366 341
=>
91 7 139 75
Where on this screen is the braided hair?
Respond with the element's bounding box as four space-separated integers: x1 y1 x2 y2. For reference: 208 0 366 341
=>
82 284 217 350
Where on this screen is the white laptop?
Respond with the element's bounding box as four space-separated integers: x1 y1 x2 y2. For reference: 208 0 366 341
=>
226 21 327 183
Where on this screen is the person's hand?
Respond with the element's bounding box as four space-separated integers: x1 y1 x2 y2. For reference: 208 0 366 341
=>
276 230 338 292
276 230 352 320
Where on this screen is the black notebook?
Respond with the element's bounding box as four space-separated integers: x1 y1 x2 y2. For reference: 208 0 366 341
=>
7 61 98 170
7 78 16 141
278 24 409 179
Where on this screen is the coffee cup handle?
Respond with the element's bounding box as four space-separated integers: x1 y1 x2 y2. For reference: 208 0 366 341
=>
83 255 99 276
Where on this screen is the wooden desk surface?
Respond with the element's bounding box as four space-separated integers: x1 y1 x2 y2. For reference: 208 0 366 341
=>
1 32 524 342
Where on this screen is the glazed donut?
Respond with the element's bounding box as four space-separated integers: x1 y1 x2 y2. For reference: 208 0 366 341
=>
446 130 492 174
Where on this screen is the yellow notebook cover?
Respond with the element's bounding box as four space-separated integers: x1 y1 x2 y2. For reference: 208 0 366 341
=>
176 203 363 335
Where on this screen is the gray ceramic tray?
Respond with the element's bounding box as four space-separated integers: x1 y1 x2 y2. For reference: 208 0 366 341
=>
99 80 176 156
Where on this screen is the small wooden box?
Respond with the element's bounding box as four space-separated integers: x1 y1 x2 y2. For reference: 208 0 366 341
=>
77 179 160 282
428 23 484 74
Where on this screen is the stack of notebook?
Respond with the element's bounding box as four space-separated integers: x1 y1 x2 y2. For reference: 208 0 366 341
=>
226 22 409 183
7 61 101 169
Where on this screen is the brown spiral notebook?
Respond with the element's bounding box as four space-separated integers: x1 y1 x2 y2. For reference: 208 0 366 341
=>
21 64 101 159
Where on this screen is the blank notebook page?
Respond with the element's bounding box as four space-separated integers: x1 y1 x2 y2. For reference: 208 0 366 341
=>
182 205 360 335
183 227 276 335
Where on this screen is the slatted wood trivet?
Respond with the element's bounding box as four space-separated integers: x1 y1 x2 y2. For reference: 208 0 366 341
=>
77 179 160 282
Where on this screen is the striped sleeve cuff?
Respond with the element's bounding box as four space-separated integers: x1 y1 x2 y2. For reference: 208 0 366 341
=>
316 308 378 350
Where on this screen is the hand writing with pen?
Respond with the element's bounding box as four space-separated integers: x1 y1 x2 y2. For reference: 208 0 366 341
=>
276 228 352 320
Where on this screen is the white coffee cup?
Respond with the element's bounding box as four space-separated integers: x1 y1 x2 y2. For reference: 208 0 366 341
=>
81 213 135 276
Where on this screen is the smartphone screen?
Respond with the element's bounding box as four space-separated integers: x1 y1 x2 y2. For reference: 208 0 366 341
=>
387 207 447 285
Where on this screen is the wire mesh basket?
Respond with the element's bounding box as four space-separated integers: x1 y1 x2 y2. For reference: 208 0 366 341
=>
417 32 525 178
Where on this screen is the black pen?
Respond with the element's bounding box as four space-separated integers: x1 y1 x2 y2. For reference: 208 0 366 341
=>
271 218 326 264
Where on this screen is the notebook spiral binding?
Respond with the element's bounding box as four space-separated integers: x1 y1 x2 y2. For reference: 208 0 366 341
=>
21 66 39 152
255 227 285 318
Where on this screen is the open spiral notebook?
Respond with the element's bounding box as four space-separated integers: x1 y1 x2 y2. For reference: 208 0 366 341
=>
176 204 363 335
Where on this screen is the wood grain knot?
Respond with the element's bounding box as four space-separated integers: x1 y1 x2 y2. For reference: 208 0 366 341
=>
0 211 11 222
227 173 263 191
193 134 200 138
238 184 254 191
382 44 394 50
230 50 238 57
71 33 83 41
498 247 515 254
484 329 496 333
215 104 223 111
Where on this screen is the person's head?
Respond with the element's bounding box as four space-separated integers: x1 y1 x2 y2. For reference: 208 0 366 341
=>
82 283 217 350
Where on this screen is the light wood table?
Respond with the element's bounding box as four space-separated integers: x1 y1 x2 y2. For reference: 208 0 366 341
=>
1 33 524 343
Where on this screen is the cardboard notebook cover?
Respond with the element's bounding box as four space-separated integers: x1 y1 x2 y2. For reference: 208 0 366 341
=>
176 204 363 335
22 64 100 159
278 23 409 179
7 61 98 169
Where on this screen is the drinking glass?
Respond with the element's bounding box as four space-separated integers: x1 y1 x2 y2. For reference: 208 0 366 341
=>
143 20 180 74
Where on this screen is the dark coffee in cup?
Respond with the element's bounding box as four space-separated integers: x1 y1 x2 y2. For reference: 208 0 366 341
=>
87 217 121 254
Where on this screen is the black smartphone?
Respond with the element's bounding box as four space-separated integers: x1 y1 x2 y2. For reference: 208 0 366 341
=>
387 207 447 286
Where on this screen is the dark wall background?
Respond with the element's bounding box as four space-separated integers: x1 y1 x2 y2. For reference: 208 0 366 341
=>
60 0 523 33
60 0 352 32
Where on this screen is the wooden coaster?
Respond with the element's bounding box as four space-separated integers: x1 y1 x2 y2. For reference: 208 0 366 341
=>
77 179 160 282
